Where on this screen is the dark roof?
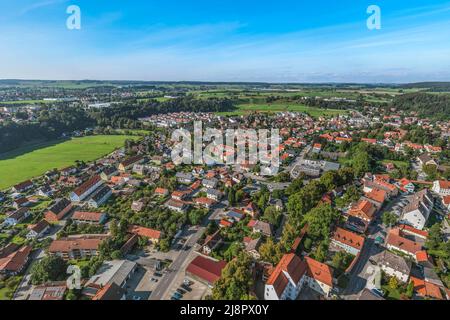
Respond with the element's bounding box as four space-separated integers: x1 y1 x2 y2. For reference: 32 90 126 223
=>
92 283 126 300
48 198 71 215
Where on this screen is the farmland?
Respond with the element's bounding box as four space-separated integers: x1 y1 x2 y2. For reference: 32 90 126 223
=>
0 135 137 190
217 103 348 117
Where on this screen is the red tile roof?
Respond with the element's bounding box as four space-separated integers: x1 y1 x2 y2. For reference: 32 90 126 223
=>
332 227 365 251
386 228 422 255
349 199 376 221
0 246 32 273
128 225 161 240
49 238 102 253
410 276 443 300
186 256 227 284
304 256 333 287
72 211 103 222
266 253 306 297
73 175 102 197
365 188 387 204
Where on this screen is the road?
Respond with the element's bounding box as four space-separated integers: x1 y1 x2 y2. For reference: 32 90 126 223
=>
149 202 222 300
288 145 311 178
13 248 44 300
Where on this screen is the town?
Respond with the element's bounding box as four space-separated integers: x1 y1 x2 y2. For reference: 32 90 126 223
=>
0 81 449 301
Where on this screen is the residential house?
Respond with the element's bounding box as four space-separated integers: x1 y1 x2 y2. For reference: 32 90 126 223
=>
401 189 434 230
70 175 104 202
132 164 146 175
226 209 245 222
265 253 306 300
410 276 444 300
194 197 216 209
331 227 365 255
243 202 260 218
206 188 222 201
154 187 169 197
432 180 450 196
386 228 423 258
176 172 194 184
265 254 334 300
92 283 126 300
13 197 30 209
373 250 411 283
37 184 54 197
201 230 222 256
248 219 273 237
396 178 415 194
48 236 104 260
128 225 162 244
244 237 262 260
417 154 438 168
4 208 30 226
100 167 118 181
45 198 73 222
72 211 107 225
87 185 112 208
348 199 377 223
118 155 144 172
363 188 387 209
0 246 32 276
26 220 51 240
12 180 34 193
131 199 145 212
202 178 218 189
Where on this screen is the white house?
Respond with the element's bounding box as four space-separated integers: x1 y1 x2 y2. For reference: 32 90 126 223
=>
374 251 411 283
331 227 365 256
432 180 450 196
400 189 434 230
4 208 30 227
265 254 333 300
70 175 103 202
27 220 51 240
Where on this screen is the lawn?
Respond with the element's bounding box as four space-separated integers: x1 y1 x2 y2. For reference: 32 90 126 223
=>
217 103 347 117
0 135 137 190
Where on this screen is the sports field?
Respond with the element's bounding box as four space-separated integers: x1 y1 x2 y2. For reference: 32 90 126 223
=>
0 135 136 190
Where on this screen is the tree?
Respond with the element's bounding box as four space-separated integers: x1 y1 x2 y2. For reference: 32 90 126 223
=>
158 239 170 252
259 238 282 265
228 189 236 206
426 223 444 251
331 251 354 271
382 211 398 227
212 252 254 300
303 204 340 241
263 206 282 226
406 281 414 299
30 256 68 285
389 276 399 290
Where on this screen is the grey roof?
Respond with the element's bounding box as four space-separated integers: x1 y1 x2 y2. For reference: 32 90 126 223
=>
87 260 137 287
374 250 411 275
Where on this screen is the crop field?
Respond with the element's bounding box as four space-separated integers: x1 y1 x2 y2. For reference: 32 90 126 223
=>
217 103 348 117
0 135 137 190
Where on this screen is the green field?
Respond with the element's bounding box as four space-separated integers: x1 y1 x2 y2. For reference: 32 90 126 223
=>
1 100 54 105
0 135 137 190
217 103 348 117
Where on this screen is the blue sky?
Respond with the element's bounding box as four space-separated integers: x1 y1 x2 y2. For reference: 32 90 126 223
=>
0 0 450 82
